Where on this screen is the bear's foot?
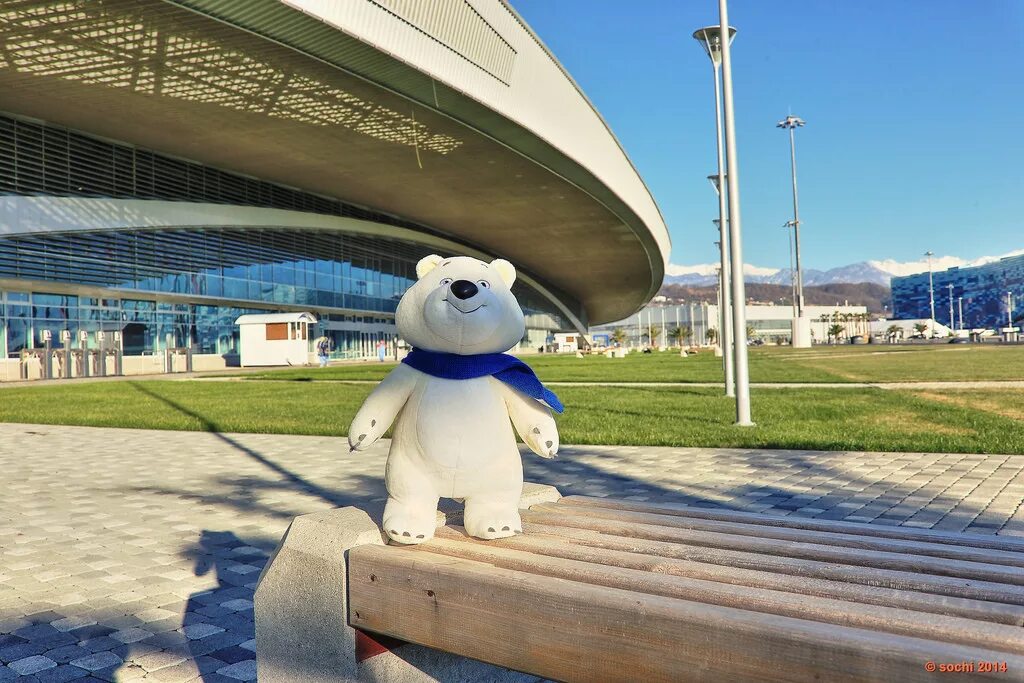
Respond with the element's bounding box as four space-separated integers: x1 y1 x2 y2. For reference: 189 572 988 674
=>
464 507 522 540
383 510 436 545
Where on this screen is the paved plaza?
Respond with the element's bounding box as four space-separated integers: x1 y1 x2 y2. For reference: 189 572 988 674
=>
2 422 1024 681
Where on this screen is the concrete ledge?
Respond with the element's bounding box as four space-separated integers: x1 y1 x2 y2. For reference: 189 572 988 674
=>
255 484 560 682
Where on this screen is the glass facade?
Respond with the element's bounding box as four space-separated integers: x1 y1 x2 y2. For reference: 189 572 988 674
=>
0 227 572 358
0 228 422 314
891 254 1024 329
0 114 575 363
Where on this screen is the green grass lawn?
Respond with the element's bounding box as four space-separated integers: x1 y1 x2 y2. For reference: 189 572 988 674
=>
2 379 1022 454
774 344 1024 382
238 343 1024 384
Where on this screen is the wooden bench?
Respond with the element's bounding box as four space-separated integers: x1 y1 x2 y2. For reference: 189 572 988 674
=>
256 486 1024 682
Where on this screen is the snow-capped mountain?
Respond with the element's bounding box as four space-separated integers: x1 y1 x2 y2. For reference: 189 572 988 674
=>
665 262 893 287
665 249 1023 287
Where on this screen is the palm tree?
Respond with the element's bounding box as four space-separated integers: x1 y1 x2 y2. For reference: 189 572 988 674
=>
610 327 628 347
828 324 845 344
885 324 901 343
642 327 661 347
913 322 929 338
668 326 689 348
706 327 718 345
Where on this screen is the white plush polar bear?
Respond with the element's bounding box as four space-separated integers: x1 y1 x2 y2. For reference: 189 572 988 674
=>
348 254 562 545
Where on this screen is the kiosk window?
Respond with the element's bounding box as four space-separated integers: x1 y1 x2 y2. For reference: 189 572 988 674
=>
266 323 288 340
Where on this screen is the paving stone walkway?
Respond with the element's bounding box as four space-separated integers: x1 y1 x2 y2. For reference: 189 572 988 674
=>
2 422 1023 681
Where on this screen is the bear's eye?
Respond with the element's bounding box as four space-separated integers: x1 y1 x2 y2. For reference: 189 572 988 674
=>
478 280 490 289
439 277 453 287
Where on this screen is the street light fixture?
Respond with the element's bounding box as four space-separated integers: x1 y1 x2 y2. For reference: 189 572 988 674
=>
925 251 936 336
777 114 806 321
694 24 736 399
695 7 752 425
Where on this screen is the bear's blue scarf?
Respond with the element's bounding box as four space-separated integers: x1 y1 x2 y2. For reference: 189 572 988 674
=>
401 348 564 414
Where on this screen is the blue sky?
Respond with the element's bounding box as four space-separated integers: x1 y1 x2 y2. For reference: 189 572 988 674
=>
512 0 1024 271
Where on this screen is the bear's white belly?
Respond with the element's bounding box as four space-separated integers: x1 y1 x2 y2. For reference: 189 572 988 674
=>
409 376 516 469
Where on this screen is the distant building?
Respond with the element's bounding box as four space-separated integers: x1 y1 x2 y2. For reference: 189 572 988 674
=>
891 254 1024 330
869 319 953 340
590 303 869 347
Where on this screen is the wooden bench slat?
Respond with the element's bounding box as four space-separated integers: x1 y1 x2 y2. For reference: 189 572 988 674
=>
522 509 1024 588
520 520 1024 606
420 534 1024 655
532 502 1024 568
433 526 1024 626
557 495 1024 553
348 545 1024 683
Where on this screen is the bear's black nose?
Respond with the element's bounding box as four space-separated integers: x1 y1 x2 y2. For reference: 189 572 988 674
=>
449 280 478 300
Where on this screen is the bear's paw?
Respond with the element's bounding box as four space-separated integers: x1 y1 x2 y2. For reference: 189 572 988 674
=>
464 508 523 541
526 424 559 459
383 511 436 545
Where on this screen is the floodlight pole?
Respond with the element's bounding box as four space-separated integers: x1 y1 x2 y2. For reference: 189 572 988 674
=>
947 284 954 331
925 250 936 336
715 2 752 425
777 116 806 318
785 221 797 318
958 297 963 330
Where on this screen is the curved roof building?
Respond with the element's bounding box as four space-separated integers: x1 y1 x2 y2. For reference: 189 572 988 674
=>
0 0 669 367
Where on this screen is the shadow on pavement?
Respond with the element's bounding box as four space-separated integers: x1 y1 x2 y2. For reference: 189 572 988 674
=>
176 530 262 681
127 381 363 508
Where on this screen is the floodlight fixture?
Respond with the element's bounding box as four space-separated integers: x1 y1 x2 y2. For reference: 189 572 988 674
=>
776 115 806 129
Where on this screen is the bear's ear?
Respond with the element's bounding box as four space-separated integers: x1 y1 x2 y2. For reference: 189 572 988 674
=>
416 254 444 279
489 259 516 287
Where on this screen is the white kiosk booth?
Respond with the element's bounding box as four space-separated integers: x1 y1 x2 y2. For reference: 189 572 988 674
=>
235 312 317 367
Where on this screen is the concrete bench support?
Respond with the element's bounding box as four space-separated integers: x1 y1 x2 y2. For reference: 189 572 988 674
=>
255 484 561 682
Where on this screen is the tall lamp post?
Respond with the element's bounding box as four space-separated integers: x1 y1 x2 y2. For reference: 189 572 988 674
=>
958 297 963 331
695 8 752 425
661 306 667 349
925 250 936 337
777 115 806 322
714 256 722 348
712 216 735 396
692 23 736 396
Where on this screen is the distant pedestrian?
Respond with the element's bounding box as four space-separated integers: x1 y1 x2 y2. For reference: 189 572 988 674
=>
377 339 388 362
316 335 331 367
